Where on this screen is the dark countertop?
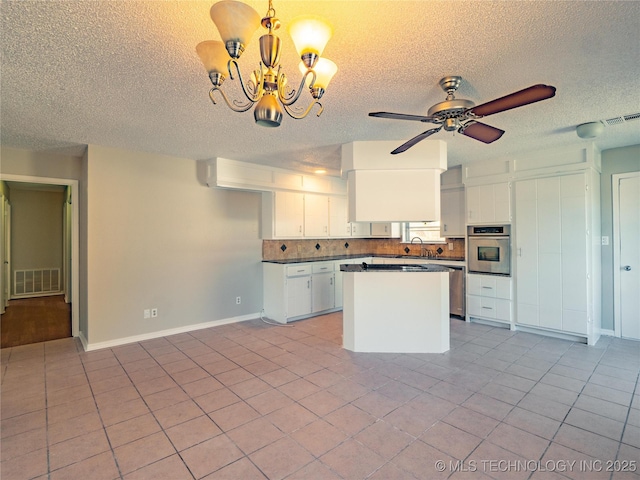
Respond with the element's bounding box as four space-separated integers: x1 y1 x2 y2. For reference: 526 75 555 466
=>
263 254 465 264
340 263 451 273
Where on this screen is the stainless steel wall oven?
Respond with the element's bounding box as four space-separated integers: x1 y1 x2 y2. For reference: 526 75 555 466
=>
467 225 511 276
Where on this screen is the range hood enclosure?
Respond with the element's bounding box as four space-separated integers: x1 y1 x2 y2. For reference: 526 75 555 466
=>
341 141 447 223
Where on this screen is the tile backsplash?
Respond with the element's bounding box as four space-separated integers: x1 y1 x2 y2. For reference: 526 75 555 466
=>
263 237 465 261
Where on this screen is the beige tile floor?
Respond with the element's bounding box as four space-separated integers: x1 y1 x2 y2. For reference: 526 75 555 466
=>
1 313 639 480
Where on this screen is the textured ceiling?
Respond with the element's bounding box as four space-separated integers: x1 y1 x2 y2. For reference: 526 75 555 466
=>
2 1 639 175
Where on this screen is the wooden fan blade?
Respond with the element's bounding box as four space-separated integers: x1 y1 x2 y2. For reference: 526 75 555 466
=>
467 84 556 117
369 112 438 123
459 121 505 144
390 127 442 154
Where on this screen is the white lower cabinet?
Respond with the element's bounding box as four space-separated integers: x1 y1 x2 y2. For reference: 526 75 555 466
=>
311 262 335 313
287 274 312 319
263 261 339 323
467 273 513 325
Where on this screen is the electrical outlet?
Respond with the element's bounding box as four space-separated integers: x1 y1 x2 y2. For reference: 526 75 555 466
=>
236 296 241 305
143 309 151 319
448 243 454 251
601 236 609 246
151 308 158 318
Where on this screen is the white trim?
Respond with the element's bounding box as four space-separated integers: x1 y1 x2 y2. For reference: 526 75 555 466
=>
0 174 80 338
83 313 260 351
599 329 615 337
514 324 588 344
612 171 640 338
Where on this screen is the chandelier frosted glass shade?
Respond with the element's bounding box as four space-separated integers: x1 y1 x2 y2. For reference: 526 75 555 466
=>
302 58 338 90
209 0 261 57
288 15 333 60
196 41 230 78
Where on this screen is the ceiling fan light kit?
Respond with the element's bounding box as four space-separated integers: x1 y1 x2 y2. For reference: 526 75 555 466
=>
576 121 604 138
370 75 556 154
196 0 337 127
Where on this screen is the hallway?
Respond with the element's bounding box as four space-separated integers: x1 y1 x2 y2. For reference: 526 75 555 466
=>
1 295 71 348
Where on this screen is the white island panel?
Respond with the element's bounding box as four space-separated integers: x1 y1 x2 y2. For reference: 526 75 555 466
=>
343 271 449 353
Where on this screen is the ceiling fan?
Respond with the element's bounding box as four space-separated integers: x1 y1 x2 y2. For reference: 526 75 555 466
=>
369 76 556 154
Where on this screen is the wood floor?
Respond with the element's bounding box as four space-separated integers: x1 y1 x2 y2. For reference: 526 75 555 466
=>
0 295 71 348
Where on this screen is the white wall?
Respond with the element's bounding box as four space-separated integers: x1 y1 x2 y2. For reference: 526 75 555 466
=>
84 145 263 346
0 147 82 180
600 144 640 331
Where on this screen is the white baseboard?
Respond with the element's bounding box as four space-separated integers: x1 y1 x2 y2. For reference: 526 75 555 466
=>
82 313 260 352
599 328 615 337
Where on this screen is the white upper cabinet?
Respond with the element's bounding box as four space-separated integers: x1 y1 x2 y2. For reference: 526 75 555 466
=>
304 194 329 238
466 182 511 224
370 223 401 237
440 186 465 237
328 196 350 238
262 191 304 239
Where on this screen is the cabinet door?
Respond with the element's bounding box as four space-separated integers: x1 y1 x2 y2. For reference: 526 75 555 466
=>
304 194 329 237
440 186 465 237
515 179 539 326
370 223 401 237
287 275 312 318
467 183 511 223
329 196 350 238
349 222 371 237
312 272 335 313
275 191 304 238
494 183 511 223
466 186 481 223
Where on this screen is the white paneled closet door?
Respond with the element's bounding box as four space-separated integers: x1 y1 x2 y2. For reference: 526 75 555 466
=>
515 179 540 327
616 173 640 340
515 173 588 334
537 177 562 331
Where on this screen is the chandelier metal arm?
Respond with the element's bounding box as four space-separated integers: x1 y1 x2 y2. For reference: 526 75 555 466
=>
278 69 316 106
282 100 323 120
208 87 255 113
228 59 263 103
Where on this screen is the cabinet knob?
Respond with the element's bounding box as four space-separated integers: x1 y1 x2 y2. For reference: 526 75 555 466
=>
623 265 632 271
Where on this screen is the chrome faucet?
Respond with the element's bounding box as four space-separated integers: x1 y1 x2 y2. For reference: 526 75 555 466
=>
410 237 426 257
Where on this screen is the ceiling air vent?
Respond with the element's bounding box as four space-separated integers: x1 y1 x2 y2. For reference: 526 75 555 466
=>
602 113 640 126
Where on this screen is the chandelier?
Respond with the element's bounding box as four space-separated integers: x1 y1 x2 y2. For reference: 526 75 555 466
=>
196 0 337 127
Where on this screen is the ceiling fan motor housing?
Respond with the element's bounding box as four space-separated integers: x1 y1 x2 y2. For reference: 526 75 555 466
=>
428 98 475 129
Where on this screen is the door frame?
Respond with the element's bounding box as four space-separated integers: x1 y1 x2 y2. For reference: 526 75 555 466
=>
0 174 80 337
612 171 639 338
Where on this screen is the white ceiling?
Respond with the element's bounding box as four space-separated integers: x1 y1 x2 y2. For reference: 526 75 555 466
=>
2 1 639 176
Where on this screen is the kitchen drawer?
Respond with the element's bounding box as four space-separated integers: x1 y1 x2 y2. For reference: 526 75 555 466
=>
468 296 512 321
312 262 334 273
287 264 312 277
468 274 512 300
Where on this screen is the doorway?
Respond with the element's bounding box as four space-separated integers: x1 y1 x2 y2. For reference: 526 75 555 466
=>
613 172 640 340
0 174 79 346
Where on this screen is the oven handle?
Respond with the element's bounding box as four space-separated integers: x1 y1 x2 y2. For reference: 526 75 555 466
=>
468 235 509 240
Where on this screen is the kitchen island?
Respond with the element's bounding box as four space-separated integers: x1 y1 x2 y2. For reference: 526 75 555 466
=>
341 263 450 353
